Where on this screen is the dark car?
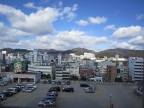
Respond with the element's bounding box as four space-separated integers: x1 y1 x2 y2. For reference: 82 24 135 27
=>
62 86 74 92
57 81 61 85
0 92 13 97
66 81 70 85
80 83 90 87
49 86 61 92
42 80 47 84
13 87 21 92
47 80 52 84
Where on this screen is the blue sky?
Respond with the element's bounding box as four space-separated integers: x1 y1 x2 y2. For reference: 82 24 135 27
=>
0 0 144 52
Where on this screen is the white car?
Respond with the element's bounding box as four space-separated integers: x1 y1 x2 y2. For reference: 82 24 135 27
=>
136 87 143 96
38 100 55 107
5 88 17 94
27 84 37 89
22 88 33 93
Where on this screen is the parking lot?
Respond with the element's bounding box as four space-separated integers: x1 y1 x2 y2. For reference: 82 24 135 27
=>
0 81 142 108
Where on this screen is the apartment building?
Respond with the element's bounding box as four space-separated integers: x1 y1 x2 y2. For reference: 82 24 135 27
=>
55 65 70 80
129 57 144 82
79 66 92 78
107 66 117 82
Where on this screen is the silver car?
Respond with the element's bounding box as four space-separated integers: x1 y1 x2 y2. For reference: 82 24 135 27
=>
0 94 7 100
38 99 56 107
84 87 95 93
22 88 33 93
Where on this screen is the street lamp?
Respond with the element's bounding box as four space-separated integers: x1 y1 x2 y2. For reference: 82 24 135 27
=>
110 94 112 108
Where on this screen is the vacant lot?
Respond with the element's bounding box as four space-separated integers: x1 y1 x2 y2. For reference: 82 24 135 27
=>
0 81 142 108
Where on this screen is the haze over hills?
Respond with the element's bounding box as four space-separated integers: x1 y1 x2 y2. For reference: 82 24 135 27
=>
0 48 144 58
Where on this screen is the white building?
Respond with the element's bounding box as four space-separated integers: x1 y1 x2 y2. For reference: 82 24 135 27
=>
27 49 55 76
129 57 144 82
80 52 96 60
28 63 53 75
108 54 127 62
55 65 71 80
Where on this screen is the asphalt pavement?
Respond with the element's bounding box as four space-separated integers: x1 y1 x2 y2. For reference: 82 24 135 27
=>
0 81 142 108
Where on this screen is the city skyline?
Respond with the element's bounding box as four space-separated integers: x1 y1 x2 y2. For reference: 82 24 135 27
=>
0 0 144 52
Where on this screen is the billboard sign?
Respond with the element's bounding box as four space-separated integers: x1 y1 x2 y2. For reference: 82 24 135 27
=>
13 61 23 73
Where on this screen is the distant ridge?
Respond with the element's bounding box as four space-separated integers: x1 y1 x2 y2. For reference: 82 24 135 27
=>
0 48 144 58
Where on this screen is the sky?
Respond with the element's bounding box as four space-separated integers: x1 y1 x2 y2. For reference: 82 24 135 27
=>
0 0 144 52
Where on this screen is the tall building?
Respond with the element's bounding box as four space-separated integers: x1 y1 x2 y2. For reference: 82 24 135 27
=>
58 53 62 65
129 57 144 82
107 66 117 82
27 49 55 76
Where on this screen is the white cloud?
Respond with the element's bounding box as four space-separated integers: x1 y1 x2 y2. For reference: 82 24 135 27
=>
0 22 32 43
51 30 108 50
72 4 78 11
111 26 144 39
61 4 78 21
0 4 78 36
88 16 107 24
66 12 76 21
136 14 144 20
128 36 144 45
108 41 139 50
75 20 89 26
58 1 62 6
0 30 108 50
0 4 59 35
104 25 116 31
23 2 42 10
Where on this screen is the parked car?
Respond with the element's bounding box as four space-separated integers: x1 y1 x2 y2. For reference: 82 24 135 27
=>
51 80 57 85
0 94 7 100
22 88 33 93
4 88 17 94
1 92 13 97
46 91 58 96
80 83 90 87
66 81 71 85
47 93 57 97
136 87 143 96
42 80 47 84
16 83 25 88
27 84 37 89
84 86 95 93
47 79 52 84
27 86 35 91
44 94 56 101
62 81 66 85
57 81 61 85
0 81 6 86
49 86 61 92
62 86 74 92
13 87 21 92
38 99 55 107
38 100 47 107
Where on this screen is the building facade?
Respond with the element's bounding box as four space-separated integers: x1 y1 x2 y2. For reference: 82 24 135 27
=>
107 66 117 82
79 66 92 78
129 57 144 82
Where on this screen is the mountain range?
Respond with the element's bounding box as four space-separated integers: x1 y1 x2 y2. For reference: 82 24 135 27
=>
0 48 144 58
